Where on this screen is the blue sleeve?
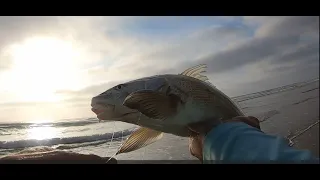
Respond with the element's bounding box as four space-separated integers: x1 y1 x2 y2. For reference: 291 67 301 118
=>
203 122 319 163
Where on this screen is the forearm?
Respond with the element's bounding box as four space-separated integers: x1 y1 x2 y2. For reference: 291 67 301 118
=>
202 122 319 163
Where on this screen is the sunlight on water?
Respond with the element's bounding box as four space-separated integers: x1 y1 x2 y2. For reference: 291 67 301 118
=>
27 126 58 140
29 118 53 124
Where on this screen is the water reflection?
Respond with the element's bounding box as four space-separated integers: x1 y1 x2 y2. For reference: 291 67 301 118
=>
27 126 58 140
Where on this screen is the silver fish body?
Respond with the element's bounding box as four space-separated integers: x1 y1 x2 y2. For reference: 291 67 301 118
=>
91 64 244 155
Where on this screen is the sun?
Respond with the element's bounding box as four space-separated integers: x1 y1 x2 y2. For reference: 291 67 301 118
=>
5 36 82 102
27 126 59 140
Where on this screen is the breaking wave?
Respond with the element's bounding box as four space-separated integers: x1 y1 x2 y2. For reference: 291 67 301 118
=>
0 128 137 149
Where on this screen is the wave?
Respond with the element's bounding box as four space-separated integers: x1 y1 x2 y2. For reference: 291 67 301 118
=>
0 128 137 149
0 118 101 129
232 78 319 102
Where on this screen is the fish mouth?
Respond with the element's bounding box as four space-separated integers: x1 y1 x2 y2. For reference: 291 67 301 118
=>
91 103 139 121
91 103 115 118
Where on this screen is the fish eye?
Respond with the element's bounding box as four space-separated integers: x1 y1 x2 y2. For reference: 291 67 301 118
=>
116 85 122 90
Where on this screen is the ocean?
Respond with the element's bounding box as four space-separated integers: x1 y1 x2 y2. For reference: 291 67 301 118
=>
0 79 319 161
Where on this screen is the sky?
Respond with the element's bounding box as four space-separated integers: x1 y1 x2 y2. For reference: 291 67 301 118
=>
0 16 318 123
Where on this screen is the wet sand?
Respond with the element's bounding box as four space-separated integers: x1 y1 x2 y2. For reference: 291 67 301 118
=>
254 81 319 157
291 123 319 157
115 80 319 161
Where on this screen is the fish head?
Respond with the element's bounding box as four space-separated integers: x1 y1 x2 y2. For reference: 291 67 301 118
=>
91 81 144 122
91 76 167 122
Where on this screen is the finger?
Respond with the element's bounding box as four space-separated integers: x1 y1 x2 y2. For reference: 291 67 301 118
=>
189 138 195 155
189 138 198 158
225 116 261 130
189 136 204 161
247 116 261 129
247 116 260 124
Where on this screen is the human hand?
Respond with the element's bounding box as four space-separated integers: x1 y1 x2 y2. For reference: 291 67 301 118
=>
188 116 261 162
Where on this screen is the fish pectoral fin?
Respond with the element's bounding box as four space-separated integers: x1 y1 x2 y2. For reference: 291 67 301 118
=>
123 90 180 120
116 127 163 155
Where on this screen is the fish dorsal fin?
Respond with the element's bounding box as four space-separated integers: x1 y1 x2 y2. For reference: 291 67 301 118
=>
180 64 214 86
180 64 207 77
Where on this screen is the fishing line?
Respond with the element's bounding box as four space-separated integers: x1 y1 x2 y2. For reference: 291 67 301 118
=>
106 112 143 163
137 112 147 160
137 112 142 126
121 129 124 142
105 121 117 157
105 121 120 163
141 145 147 160
137 112 147 161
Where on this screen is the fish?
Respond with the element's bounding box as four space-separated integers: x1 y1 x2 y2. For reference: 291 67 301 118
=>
91 64 245 156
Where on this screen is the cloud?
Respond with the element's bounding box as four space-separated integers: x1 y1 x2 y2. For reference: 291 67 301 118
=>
46 16 320 97
0 50 12 70
98 16 319 82
56 80 121 98
103 22 252 79
191 17 319 73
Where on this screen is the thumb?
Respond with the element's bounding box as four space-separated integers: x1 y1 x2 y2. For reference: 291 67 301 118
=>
189 135 204 161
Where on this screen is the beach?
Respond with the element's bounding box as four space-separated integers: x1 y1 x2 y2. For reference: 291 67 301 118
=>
0 79 319 162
